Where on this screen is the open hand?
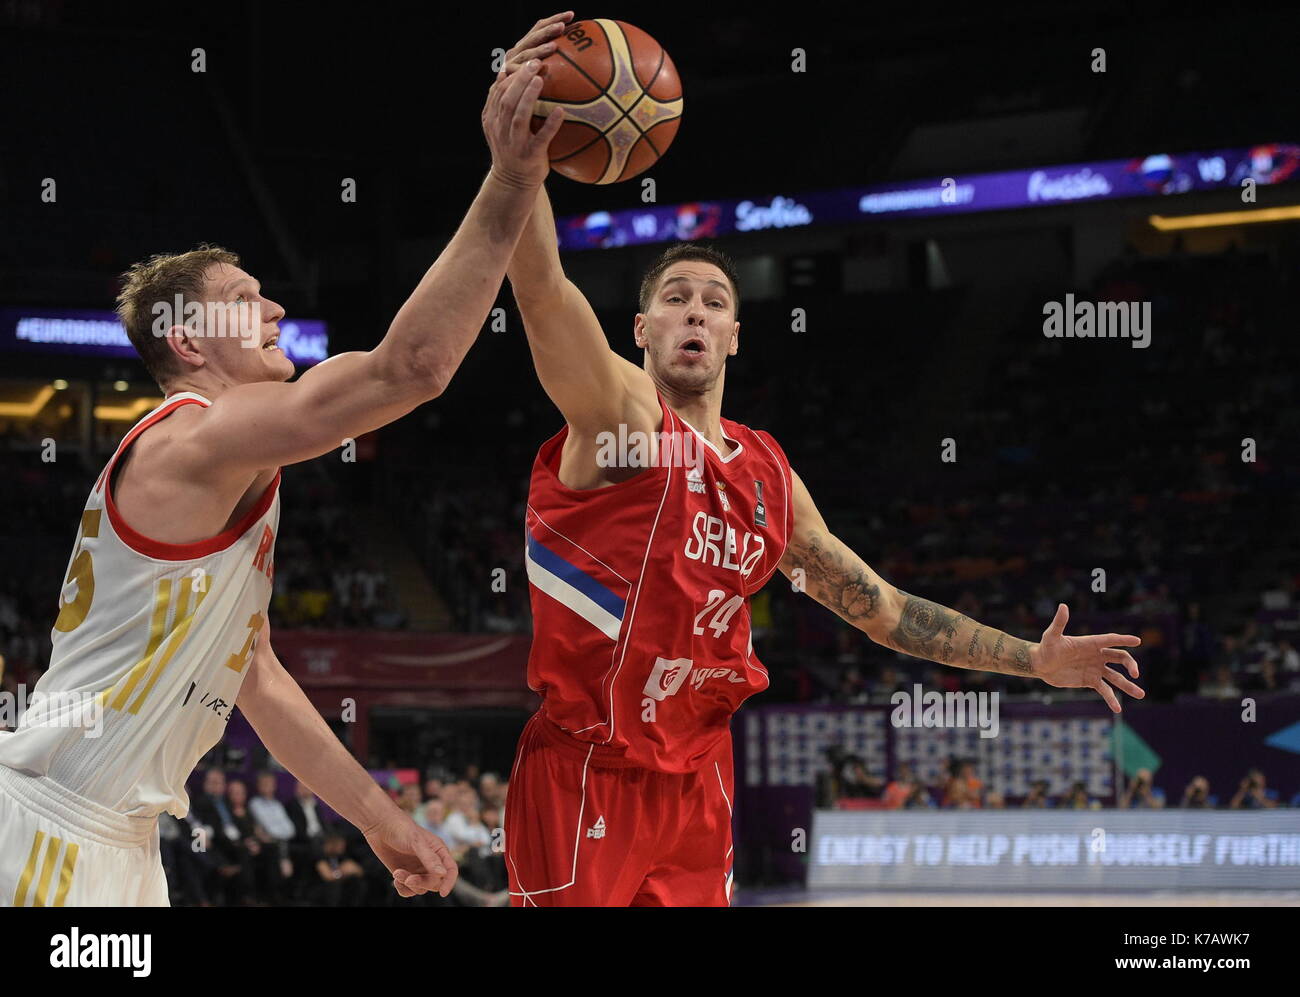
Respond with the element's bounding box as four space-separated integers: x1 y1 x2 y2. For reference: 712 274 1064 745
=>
1032 603 1144 713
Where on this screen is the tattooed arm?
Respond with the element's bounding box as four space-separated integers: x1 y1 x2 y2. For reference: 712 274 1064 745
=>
777 469 1146 711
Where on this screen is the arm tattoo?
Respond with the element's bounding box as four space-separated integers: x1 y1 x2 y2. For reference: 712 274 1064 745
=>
1012 644 1033 674
888 591 1036 677
788 532 881 625
889 592 960 659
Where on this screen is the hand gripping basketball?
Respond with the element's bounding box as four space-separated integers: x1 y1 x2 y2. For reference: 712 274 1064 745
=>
482 18 568 191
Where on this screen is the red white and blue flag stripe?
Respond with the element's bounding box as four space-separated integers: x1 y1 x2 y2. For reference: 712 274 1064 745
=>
525 511 630 642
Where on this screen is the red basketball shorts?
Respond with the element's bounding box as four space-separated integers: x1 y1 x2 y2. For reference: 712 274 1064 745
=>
504 711 735 907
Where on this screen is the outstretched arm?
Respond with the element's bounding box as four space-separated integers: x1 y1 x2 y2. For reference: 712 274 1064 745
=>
196 59 565 474
236 628 458 898
778 468 1145 712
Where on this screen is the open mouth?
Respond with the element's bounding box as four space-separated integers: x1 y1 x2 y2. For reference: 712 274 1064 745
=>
262 335 280 352
678 337 706 355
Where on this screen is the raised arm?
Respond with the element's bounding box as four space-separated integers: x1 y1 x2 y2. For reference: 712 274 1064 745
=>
778 468 1146 712
196 60 565 474
498 14 659 450
508 183 658 438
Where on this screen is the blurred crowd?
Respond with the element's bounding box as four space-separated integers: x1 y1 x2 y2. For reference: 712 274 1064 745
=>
819 754 1297 811
164 766 508 907
2 247 1298 713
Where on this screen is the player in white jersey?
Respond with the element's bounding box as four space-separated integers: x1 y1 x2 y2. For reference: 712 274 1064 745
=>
0 56 566 906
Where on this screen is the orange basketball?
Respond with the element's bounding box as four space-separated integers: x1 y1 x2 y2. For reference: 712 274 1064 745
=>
532 19 683 185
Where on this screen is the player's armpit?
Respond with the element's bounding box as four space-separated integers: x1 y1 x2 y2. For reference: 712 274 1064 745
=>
515 277 659 430
183 350 429 474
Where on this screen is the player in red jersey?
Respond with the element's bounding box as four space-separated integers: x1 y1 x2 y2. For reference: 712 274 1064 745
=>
498 13 1145 907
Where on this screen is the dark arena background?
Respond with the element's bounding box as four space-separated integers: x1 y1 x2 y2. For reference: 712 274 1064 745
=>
2 0 1299 934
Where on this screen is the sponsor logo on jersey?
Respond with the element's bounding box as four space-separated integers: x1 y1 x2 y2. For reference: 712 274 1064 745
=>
586 815 607 839
716 482 730 512
754 480 767 527
181 681 236 722
642 657 693 701
690 666 747 690
686 464 706 494
642 657 748 701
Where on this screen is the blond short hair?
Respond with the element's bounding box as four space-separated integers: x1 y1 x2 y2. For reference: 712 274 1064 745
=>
115 244 240 388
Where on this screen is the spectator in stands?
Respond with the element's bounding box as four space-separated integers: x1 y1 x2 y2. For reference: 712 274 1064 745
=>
984 790 1005 809
286 779 328 895
1261 577 1294 610
869 665 905 700
226 778 274 903
249 772 296 896
834 666 869 705
1279 639 1300 676
428 769 449 800
1179 603 1215 688
1180 775 1212 809
1198 665 1241 699
442 790 491 853
941 759 983 808
479 772 506 811
819 748 883 802
190 769 256 905
312 831 366 907
418 798 447 834
1229 769 1277 809
397 781 424 817
1022 780 1050 808
1062 782 1095 809
449 804 509 907
1118 769 1164 808
1249 657 1281 693
159 813 214 906
883 764 919 809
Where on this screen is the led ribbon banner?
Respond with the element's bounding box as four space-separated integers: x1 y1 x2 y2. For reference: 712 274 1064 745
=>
0 307 329 367
556 142 1300 251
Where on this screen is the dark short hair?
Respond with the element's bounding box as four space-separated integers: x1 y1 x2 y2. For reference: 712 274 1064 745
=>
638 242 740 317
115 244 240 389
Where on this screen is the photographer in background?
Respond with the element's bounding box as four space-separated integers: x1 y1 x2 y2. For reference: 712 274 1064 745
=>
1118 768 1165 809
1229 769 1277 809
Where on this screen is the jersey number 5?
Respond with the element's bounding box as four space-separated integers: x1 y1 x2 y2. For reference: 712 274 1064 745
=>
54 510 100 633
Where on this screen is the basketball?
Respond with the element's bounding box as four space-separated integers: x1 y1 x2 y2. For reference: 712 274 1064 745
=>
532 18 683 185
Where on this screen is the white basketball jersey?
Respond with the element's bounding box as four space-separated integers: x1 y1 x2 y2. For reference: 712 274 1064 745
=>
0 392 280 819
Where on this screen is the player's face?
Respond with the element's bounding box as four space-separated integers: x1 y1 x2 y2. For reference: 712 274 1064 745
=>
635 263 739 395
184 263 294 384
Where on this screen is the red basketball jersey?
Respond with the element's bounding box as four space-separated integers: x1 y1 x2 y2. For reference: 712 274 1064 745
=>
524 399 792 773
